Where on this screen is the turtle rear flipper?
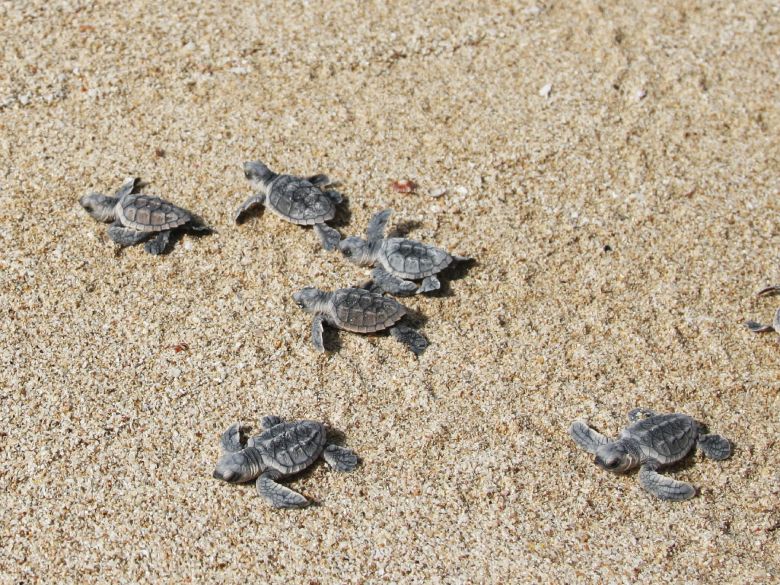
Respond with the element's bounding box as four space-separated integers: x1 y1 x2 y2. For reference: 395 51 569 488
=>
390 324 428 356
256 470 308 509
144 230 172 255
568 421 610 454
698 434 731 460
322 444 359 472
418 275 441 294
639 462 696 501
372 266 417 296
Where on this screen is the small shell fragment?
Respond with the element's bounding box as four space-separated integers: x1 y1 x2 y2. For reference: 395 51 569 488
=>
390 179 416 193
428 187 447 198
539 83 553 98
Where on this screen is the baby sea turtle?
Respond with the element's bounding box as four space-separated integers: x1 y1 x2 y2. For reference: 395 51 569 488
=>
746 285 780 337
292 286 428 355
569 408 731 501
213 417 358 509
318 209 469 295
234 161 343 249
80 177 209 255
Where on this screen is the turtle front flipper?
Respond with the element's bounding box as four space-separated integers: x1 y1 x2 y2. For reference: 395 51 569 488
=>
757 285 780 297
418 275 441 294
256 469 308 508
261 415 283 429
568 421 610 454
390 324 428 356
114 177 139 199
627 408 658 422
311 314 326 352
745 320 775 333
314 224 342 251
144 230 172 255
233 193 266 224
107 222 151 247
372 266 417 296
638 461 695 501
322 444 359 472
366 209 392 242
697 434 731 460
220 422 246 453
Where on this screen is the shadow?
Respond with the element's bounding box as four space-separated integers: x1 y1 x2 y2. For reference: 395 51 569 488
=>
387 219 423 238
321 324 344 353
328 194 352 229
421 256 477 298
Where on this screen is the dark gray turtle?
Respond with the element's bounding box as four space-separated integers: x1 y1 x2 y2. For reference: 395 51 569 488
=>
80 177 209 255
318 209 469 295
746 285 780 337
213 417 358 509
292 286 428 355
234 161 343 249
569 408 731 501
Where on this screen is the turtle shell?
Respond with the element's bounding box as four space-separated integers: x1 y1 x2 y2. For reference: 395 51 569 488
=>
116 194 192 232
329 288 406 333
622 414 697 465
266 175 336 225
249 420 327 475
380 238 453 279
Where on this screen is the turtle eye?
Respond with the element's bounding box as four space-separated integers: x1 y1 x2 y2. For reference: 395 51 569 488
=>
343 249 352 257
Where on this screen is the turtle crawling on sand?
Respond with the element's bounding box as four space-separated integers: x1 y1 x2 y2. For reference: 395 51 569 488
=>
569 408 731 501
80 177 209 255
213 417 358 509
293 286 428 355
234 161 343 250
318 209 470 295
745 285 780 337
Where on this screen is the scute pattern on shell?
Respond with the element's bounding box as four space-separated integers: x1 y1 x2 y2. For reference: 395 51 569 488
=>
118 194 191 232
627 414 697 463
251 421 327 474
382 238 453 279
268 175 335 225
330 288 406 333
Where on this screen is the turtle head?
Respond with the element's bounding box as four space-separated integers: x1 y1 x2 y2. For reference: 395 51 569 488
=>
243 161 275 189
212 450 259 484
79 193 117 223
292 287 327 313
338 236 373 266
594 442 638 474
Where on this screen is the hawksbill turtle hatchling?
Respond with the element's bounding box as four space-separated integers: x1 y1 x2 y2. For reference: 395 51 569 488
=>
292 286 428 355
80 177 209 255
213 417 359 509
569 408 731 501
318 209 470 295
745 285 780 338
234 161 343 249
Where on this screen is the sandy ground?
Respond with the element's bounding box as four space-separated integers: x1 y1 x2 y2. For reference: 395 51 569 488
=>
1 1 779 583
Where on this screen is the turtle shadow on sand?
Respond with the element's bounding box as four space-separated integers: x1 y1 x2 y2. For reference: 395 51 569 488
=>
387 219 423 238
419 256 477 298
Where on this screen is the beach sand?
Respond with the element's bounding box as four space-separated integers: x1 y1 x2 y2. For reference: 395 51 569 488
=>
1 1 778 582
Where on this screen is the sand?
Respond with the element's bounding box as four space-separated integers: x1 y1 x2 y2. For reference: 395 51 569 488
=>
1 1 778 583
